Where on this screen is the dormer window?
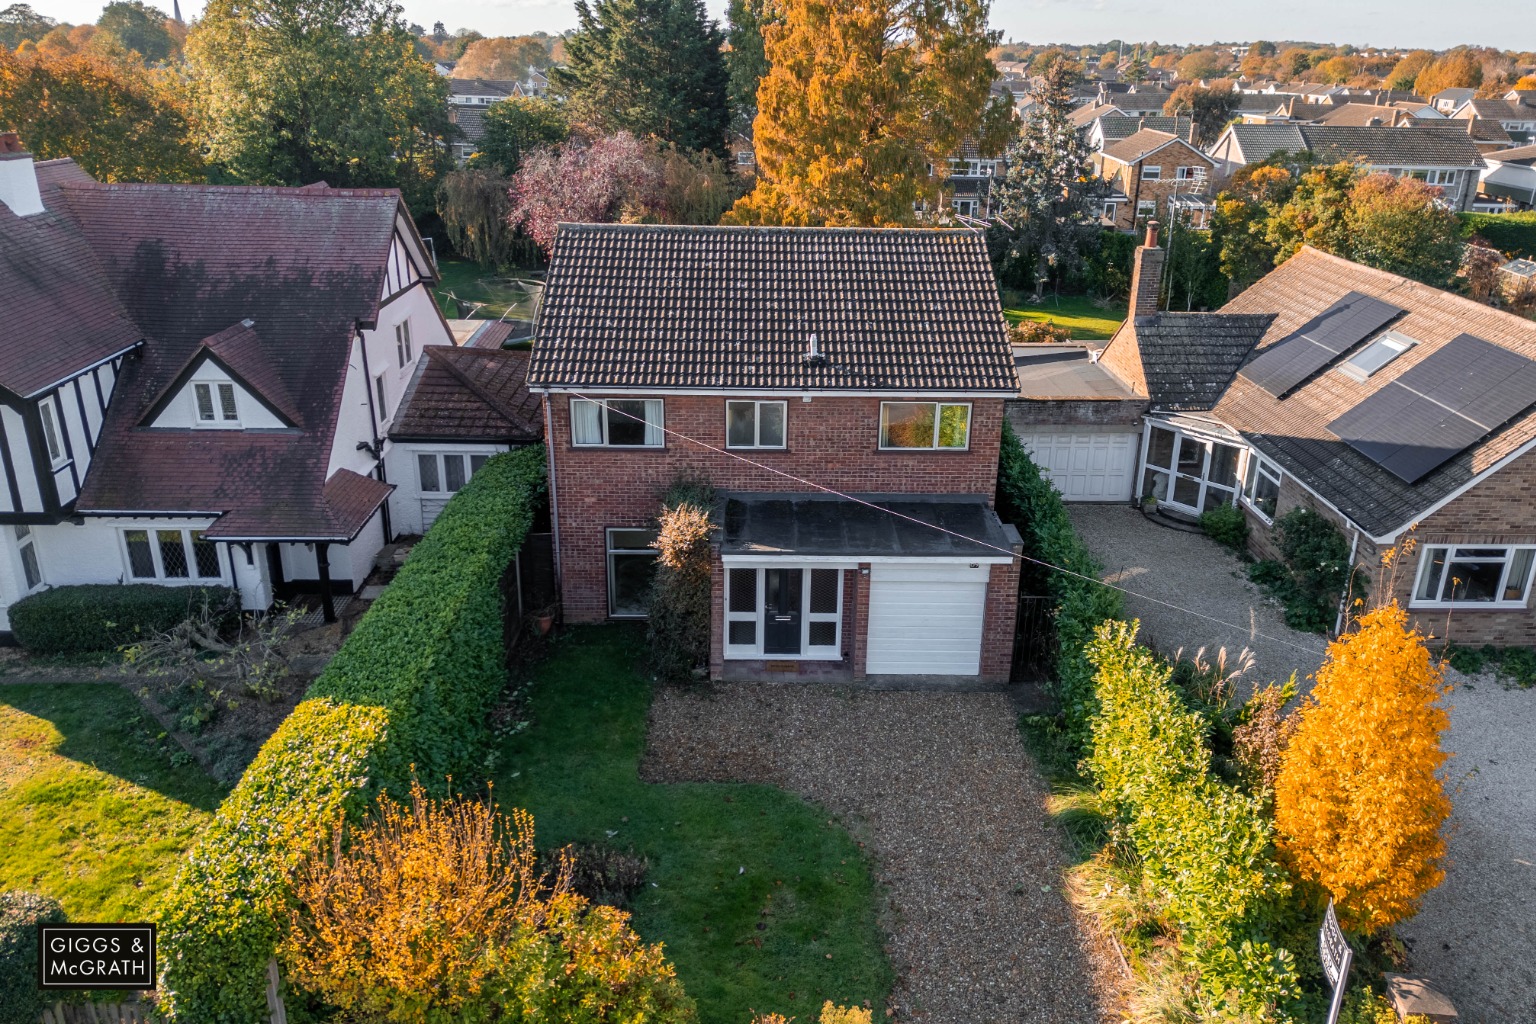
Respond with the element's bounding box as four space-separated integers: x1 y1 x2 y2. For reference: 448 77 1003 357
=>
195 382 240 425
1341 332 1414 381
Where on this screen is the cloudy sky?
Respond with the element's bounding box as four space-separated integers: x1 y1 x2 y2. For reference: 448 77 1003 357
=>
35 0 1536 52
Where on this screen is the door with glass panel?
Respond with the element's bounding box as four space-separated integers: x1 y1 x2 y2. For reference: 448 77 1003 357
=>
1141 424 1242 515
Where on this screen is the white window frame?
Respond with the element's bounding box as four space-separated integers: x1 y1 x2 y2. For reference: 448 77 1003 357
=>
193 381 241 427
1411 544 1536 609
877 402 972 451
15 525 41 592
725 400 787 450
1175 165 1199 180
1340 331 1415 381
606 527 660 618
1102 201 1118 221
570 398 665 448
736 150 754 166
1240 452 1283 524
120 527 225 583
38 400 64 466
396 320 413 367
1136 200 1157 216
1141 165 1163 180
724 565 846 661
417 450 490 494
374 372 388 419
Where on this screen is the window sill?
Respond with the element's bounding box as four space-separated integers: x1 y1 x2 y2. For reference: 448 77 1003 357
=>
571 444 666 451
876 446 973 453
1239 501 1276 526
1408 601 1530 612
724 649 843 661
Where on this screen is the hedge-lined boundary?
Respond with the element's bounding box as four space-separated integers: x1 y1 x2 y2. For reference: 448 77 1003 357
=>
10 584 238 654
157 447 547 1022
1460 210 1536 259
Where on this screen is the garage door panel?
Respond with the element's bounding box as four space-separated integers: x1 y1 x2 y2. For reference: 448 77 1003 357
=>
1017 429 1136 502
866 565 987 675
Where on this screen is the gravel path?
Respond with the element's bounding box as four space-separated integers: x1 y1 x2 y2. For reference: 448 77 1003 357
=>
1066 505 1329 692
643 686 1119 1024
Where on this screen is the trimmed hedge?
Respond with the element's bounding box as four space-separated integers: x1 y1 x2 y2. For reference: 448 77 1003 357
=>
1 891 66 1024
996 422 1124 747
1459 210 1536 259
157 446 547 1023
10 584 238 655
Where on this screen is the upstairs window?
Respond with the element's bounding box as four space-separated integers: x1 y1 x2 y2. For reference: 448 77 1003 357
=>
726 401 786 449
1341 332 1414 380
879 402 971 450
374 373 388 419
1141 165 1163 180
571 398 664 447
396 320 413 367
38 401 63 464
194 382 239 425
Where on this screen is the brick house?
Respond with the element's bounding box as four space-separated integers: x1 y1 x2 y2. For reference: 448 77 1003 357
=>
1104 229 1536 646
1092 128 1216 232
526 225 1023 682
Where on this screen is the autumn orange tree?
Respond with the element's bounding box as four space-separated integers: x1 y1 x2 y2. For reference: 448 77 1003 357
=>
724 0 1012 226
281 780 694 1023
1272 603 1452 933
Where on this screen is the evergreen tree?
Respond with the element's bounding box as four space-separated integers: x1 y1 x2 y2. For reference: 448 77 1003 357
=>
551 0 730 156
471 95 567 175
990 56 1106 299
1123 46 1147 84
725 0 774 127
96 1 175 63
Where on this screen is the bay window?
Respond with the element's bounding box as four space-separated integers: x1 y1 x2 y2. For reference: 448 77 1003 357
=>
879 402 970 450
1412 545 1536 608
572 398 665 447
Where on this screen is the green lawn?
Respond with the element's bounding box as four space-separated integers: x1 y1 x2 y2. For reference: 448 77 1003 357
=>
0 685 228 921
1001 291 1127 341
493 627 891 1024
434 258 543 321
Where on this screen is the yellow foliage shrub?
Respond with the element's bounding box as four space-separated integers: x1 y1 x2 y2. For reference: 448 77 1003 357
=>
1272 603 1452 933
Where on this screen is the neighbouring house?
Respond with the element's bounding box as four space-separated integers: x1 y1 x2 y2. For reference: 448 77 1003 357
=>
1206 123 1486 211
1449 98 1536 146
1478 142 1536 210
1085 114 1194 152
1433 87 1477 114
0 133 456 632
942 139 1005 220
525 224 1024 682
447 79 525 164
1099 225 1536 646
1093 128 1217 231
385 346 542 535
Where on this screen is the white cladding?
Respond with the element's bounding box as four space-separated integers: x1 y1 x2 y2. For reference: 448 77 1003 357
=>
385 442 511 536
147 361 287 430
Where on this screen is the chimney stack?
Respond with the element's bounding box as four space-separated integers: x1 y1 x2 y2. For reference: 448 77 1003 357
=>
0 133 44 218
1129 219 1164 319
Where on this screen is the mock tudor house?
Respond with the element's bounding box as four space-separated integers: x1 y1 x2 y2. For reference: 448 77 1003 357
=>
0 133 454 632
526 224 1024 682
1075 224 1536 646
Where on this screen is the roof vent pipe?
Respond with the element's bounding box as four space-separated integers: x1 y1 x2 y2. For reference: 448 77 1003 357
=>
802 332 826 365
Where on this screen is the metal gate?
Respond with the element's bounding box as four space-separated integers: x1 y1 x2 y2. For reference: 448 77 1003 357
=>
1011 595 1055 682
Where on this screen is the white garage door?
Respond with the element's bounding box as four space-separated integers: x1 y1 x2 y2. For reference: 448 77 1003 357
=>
1016 429 1137 502
866 563 988 675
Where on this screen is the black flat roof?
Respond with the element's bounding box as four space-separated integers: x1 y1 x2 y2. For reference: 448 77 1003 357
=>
720 492 1016 559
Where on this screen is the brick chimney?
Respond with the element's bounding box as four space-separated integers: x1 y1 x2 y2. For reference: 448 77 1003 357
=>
0 132 44 218
1128 219 1164 320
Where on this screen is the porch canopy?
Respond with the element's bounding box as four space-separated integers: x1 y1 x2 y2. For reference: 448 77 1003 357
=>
719 492 1016 561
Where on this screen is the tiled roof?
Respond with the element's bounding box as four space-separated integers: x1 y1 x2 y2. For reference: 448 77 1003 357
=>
1221 124 1486 168
449 105 486 142
527 225 1016 393
0 162 142 397
1126 313 1276 410
464 321 517 349
1101 129 1208 165
389 346 542 442
56 177 404 537
1312 103 1414 127
1463 99 1534 121
448 78 519 98
1486 143 1536 165
204 468 393 542
1096 115 1194 143
1071 102 1123 127
1215 246 1536 537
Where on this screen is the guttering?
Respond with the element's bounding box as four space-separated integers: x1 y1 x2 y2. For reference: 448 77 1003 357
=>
529 386 1016 399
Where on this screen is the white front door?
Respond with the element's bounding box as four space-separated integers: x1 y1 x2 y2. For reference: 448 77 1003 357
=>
866 563 989 675
1017 429 1137 502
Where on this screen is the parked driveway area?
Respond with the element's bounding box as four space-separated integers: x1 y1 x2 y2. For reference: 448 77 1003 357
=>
1067 504 1536 1022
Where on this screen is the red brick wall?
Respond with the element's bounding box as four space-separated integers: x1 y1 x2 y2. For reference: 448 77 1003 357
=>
980 559 1021 682
549 393 1006 622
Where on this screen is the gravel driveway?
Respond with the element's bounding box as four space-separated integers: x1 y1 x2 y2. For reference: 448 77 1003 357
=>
1066 503 1536 1021
643 686 1119 1024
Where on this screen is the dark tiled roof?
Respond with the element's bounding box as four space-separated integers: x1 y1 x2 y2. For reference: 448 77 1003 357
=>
204 468 392 542
0 163 142 397
58 179 403 536
449 105 486 143
720 492 1015 558
1487 143 1536 165
465 321 516 349
527 225 1016 393
448 78 520 98
1222 124 1486 168
1096 115 1194 143
1215 246 1536 537
1132 313 1276 410
1102 129 1207 165
389 346 542 442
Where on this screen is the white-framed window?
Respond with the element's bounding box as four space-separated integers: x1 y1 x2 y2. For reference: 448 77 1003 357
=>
194 381 240 426
724 566 844 659
1175 165 1200 180
879 402 970 450
1241 453 1282 523
122 528 223 581
1141 165 1163 180
571 398 664 447
736 150 754 166
396 320 413 367
607 527 659 617
38 400 63 465
1423 169 1457 186
1102 202 1118 221
374 373 388 418
953 198 978 217
417 451 489 494
1136 200 1157 216
726 400 786 449
15 525 40 591
1341 331 1414 380
1412 544 1536 608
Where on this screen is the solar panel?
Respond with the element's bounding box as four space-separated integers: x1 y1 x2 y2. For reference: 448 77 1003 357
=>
1328 333 1536 484
1240 291 1403 396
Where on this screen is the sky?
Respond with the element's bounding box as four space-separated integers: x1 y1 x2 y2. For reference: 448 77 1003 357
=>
30 0 1536 52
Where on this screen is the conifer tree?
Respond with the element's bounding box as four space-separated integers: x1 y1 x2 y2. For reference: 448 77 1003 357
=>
551 0 730 156
990 56 1106 299
1273 602 1452 933
724 0 774 127
724 0 1010 226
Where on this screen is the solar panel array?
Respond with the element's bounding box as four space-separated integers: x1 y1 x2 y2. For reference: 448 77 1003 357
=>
1328 334 1536 483
1240 292 1404 397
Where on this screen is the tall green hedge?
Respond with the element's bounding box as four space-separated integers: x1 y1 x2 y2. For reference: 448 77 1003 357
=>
1 891 66 1024
1459 211 1536 259
156 447 547 1022
10 584 238 654
996 422 1124 747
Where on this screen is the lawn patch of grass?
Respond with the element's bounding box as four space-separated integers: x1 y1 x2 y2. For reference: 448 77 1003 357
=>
0 684 227 921
1001 291 1127 341
434 258 543 321
492 626 891 1024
